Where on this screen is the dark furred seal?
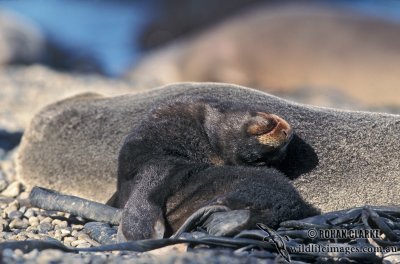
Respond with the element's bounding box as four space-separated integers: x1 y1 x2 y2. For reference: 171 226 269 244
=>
111 98 317 240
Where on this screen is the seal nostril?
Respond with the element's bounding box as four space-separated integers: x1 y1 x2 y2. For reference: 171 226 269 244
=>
283 130 287 137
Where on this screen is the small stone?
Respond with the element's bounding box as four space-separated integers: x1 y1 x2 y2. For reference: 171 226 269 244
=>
56 211 65 216
55 230 67 240
26 225 38 232
71 239 88 247
40 217 53 224
37 222 53 233
64 236 76 243
14 233 27 241
7 234 18 240
8 210 23 219
76 242 91 248
18 191 30 200
0 196 14 206
52 219 68 228
42 210 59 217
19 206 26 214
60 229 71 237
36 249 63 263
74 216 85 222
28 216 39 227
23 249 39 260
4 200 19 215
3 231 15 239
52 219 61 225
78 234 101 247
38 235 60 243
25 232 40 239
77 233 101 247
1 181 21 197
24 208 35 218
9 218 28 229
13 249 24 256
77 233 90 240
72 224 84 230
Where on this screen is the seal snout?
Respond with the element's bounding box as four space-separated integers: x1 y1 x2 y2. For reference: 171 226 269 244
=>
269 114 293 142
249 112 293 148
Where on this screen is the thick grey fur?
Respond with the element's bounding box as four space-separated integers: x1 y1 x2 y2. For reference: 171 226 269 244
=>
17 83 400 213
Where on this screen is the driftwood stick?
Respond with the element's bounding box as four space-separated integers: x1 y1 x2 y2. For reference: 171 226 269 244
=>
29 186 123 225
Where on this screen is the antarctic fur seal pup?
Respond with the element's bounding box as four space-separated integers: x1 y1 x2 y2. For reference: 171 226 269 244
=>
111 98 317 240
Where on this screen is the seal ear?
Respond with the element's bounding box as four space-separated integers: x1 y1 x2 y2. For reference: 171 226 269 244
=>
246 112 278 136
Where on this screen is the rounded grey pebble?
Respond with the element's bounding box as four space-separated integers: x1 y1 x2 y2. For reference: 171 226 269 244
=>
8 210 23 219
38 222 53 233
9 218 29 229
24 208 35 218
3 231 15 239
4 202 19 215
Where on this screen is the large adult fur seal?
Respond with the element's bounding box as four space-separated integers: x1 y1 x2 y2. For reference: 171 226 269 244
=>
17 83 400 213
128 4 400 109
111 98 316 240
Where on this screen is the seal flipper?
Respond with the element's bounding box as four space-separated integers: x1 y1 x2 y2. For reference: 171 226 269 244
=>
119 190 166 241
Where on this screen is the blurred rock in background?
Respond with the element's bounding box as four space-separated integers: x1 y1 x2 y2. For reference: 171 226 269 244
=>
127 3 400 113
0 9 46 66
0 8 104 74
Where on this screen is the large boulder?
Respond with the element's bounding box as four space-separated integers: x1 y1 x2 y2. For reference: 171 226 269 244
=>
16 83 400 212
128 4 400 109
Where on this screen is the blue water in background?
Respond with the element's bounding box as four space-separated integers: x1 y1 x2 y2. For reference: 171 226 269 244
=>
0 0 155 76
0 0 400 77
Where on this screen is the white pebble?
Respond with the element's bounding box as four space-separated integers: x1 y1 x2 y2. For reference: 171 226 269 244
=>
1 181 21 197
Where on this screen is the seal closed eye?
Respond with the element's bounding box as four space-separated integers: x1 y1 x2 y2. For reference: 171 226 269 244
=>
111 98 312 241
